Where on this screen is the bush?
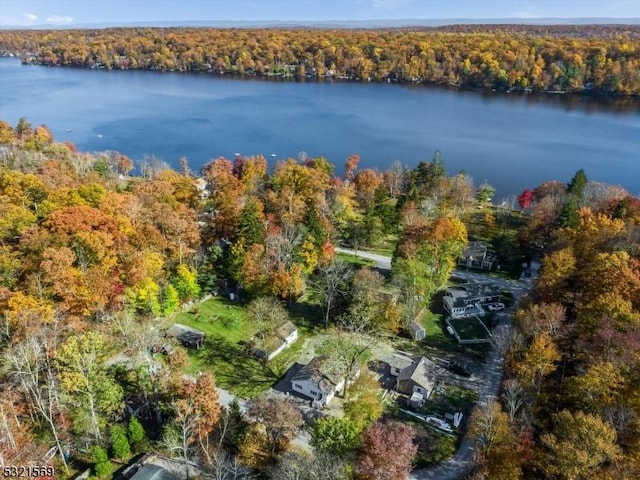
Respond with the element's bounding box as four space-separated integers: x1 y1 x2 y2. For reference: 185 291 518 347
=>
91 446 111 478
110 424 131 459
128 417 146 447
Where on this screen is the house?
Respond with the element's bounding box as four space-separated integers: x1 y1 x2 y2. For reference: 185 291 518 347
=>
457 241 497 270
395 356 442 401
252 320 298 362
408 321 425 340
193 177 209 199
443 283 501 318
385 354 415 377
120 453 179 480
290 355 346 407
165 324 205 349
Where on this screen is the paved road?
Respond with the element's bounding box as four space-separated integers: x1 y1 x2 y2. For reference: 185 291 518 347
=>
337 248 532 480
335 247 392 270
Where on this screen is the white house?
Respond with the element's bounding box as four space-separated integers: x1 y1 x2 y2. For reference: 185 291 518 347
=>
290 356 344 407
252 320 298 362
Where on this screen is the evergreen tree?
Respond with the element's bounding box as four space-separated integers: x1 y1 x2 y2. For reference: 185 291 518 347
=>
237 198 265 246
568 168 588 199
558 195 581 228
128 417 146 448
110 424 131 459
91 446 111 478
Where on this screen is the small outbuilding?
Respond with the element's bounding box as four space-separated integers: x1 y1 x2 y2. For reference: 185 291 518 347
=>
408 321 425 341
165 324 205 349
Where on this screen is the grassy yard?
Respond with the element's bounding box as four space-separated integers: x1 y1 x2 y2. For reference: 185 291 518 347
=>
367 232 398 257
170 296 312 398
448 317 490 341
335 251 376 267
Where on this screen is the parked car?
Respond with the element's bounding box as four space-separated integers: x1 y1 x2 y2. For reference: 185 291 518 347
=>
487 302 505 312
448 362 472 377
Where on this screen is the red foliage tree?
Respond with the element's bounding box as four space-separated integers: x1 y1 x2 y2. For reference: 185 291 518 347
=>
356 421 417 480
517 188 534 209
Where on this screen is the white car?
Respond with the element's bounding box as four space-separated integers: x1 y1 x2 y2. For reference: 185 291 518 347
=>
487 302 505 312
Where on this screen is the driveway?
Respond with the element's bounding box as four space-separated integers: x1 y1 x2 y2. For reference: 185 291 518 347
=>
338 248 531 480
335 247 392 270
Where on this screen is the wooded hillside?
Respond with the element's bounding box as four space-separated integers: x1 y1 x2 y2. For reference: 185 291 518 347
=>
1 25 639 94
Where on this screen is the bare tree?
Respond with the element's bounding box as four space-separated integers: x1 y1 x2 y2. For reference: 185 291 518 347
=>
269 451 349 480
502 379 525 425
206 450 256 480
313 260 353 328
3 335 68 471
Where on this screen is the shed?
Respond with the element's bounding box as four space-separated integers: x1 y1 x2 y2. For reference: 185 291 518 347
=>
408 321 425 340
165 324 205 349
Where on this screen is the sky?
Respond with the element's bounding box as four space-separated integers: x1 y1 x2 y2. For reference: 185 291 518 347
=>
1 0 639 27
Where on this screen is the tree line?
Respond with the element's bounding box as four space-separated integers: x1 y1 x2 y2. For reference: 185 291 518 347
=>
3 117 639 479
0 25 639 94
468 169 640 479
0 118 495 479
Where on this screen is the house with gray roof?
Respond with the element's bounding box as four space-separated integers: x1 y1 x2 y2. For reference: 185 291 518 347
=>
443 282 501 318
458 241 497 270
290 355 345 407
395 356 442 401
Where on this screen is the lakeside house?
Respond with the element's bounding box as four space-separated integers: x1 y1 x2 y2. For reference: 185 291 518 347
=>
385 354 444 408
443 283 501 318
290 355 355 407
457 241 497 270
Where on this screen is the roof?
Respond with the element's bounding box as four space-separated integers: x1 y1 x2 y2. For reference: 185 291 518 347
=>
276 320 297 341
291 355 342 396
409 321 425 333
255 320 298 353
462 241 488 259
397 356 440 391
166 323 205 338
384 353 415 371
130 464 178 480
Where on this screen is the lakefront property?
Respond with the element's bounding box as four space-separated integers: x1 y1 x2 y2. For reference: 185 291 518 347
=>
1 7 638 480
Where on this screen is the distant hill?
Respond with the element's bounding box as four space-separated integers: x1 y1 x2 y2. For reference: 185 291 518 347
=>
1 17 639 30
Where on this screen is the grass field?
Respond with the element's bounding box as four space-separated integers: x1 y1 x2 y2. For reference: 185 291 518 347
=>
170 296 311 398
335 252 376 267
448 316 490 341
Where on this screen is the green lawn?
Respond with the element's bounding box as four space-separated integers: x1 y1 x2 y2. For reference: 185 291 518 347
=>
448 316 490 341
170 297 311 398
367 232 398 257
335 252 376 267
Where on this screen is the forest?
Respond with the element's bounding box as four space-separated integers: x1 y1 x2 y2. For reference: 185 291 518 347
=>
0 24 639 95
0 117 639 480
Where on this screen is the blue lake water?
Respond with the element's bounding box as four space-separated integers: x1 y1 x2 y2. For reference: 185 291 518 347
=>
1 56 639 198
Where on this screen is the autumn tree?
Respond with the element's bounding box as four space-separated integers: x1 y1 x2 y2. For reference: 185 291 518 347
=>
247 396 303 459
170 373 221 462
538 410 621 480
343 370 384 431
310 417 359 457
356 421 417 480
468 400 523 480
393 217 467 302
514 332 561 397
56 332 122 442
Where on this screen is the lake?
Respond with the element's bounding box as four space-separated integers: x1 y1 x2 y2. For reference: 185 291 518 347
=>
1 56 639 199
